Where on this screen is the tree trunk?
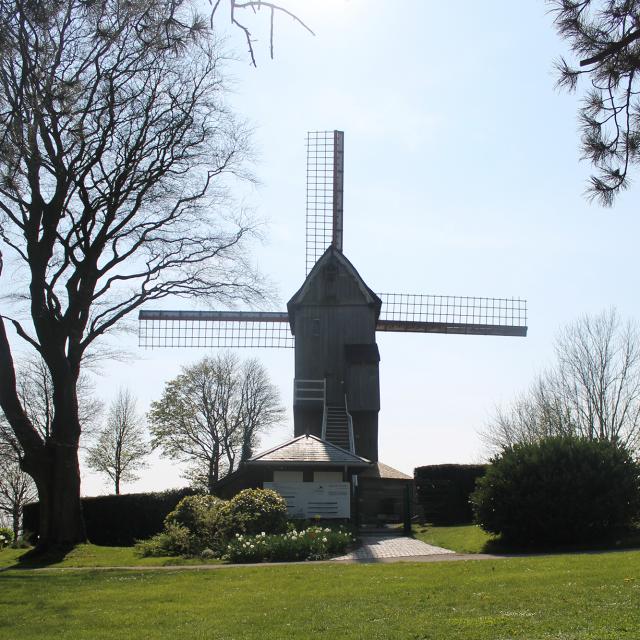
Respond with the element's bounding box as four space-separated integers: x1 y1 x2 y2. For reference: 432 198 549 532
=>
12 506 20 544
207 456 217 494
32 440 86 547
115 475 120 495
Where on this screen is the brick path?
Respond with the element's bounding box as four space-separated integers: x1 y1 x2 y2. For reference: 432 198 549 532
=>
333 535 454 561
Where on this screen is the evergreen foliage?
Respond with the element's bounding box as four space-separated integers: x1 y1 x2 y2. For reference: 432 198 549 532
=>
471 437 640 546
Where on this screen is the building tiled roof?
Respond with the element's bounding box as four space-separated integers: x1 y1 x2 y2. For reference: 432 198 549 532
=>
248 434 370 467
358 461 413 480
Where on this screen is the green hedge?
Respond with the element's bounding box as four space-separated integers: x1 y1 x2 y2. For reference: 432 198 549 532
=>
414 464 488 525
23 488 196 546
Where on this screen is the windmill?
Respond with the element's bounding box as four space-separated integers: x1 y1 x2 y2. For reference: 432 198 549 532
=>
139 131 527 465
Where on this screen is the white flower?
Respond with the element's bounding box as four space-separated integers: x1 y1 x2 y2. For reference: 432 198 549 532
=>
261 532 265 537
250 544 255 549
322 537 327 542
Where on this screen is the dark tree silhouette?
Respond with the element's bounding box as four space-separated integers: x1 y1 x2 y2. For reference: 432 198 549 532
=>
552 0 640 204
212 0 314 66
0 0 267 546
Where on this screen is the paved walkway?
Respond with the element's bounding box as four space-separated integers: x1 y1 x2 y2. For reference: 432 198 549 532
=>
333 535 455 561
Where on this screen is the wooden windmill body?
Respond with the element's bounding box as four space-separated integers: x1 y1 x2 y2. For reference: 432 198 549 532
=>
139 131 527 522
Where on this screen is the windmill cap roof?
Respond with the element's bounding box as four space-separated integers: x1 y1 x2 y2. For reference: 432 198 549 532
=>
287 246 381 332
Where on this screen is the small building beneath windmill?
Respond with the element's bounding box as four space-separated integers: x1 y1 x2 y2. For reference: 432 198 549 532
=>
215 434 413 527
215 434 369 519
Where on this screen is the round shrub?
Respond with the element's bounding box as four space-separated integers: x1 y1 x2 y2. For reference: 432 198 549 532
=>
165 494 223 541
0 527 14 549
471 437 640 547
217 488 287 539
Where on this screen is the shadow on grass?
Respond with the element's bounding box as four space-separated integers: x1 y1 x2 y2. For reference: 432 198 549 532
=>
6 544 75 570
480 526 640 556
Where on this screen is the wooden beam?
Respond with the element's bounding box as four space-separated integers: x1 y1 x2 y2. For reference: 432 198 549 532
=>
376 319 527 337
138 310 289 323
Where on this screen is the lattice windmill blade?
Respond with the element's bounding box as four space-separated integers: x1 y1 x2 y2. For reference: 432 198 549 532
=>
138 310 293 349
306 130 344 274
376 293 527 337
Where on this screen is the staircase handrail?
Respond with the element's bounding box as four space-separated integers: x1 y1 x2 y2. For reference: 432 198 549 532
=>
321 396 327 440
344 393 355 453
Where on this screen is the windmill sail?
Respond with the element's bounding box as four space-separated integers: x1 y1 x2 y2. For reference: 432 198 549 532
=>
138 310 293 349
306 130 344 274
138 291 527 349
376 293 527 336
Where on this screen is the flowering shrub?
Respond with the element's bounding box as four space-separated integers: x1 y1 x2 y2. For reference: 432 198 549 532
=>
0 527 14 550
225 526 354 563
135 489 288 558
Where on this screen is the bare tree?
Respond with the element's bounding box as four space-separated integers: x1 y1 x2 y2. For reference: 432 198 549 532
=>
483 309 640 452
86 389 148 495
551 0 640 204
0 0 268 546
148 353 284 492
238 358 283 461
0 454 37 542
212 1 314 67
15 356 103 446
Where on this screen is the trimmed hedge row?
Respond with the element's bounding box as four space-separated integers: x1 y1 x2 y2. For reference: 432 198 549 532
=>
23 488 196 546
414 464 488 525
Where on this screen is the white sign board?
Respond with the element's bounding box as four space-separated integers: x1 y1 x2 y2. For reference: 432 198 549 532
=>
264 481 351 519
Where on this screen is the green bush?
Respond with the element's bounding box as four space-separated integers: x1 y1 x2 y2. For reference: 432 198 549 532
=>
225 526 354 563
415 464 488 524
136 489 288 558
471 437 640 546
216 488 288 540
135 523 194 557
165 494 223 543
0 527 14 549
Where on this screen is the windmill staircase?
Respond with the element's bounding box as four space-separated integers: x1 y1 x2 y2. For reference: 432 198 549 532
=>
293 379 356 454
322 396 355 453
323 400 355 453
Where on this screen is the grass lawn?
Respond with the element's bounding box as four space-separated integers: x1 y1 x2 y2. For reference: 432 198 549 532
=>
413 524 497 554
1 549 639 639
0 544 222 570
413 523 640 555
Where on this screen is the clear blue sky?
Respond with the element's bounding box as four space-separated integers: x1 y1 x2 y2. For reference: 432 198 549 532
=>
15 1 640 495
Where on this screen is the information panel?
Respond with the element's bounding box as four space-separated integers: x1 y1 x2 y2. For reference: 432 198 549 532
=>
264 482 350 519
